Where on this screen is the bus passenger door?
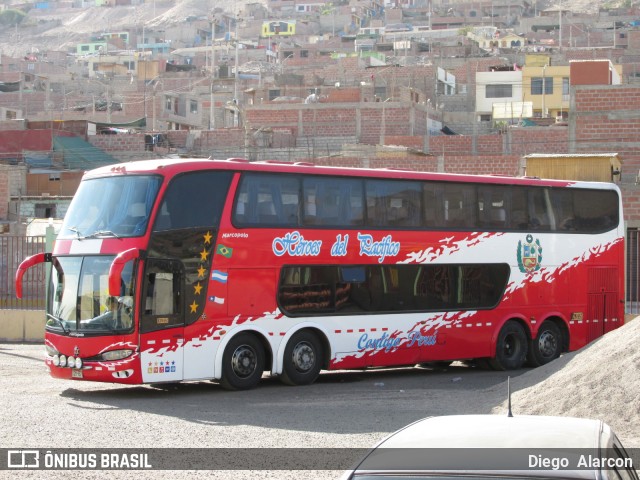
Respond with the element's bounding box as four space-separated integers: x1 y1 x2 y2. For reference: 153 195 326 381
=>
586 267 619 343
139 258 185 383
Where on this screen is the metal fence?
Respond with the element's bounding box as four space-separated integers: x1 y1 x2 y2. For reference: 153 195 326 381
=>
0 235 47 310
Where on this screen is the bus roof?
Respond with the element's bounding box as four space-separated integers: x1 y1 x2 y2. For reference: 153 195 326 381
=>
83 157 619 190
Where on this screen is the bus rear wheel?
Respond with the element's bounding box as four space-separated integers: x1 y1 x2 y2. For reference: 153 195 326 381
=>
220 333 265 391
527 321 562 367
489 321 528 371
280 331 322 386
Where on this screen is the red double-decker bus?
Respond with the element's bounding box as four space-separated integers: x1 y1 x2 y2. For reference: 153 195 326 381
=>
16 158 624 390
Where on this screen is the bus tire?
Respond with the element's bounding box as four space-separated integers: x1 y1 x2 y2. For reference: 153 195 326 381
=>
220 333 265 391
527 321 562 367
489 321 528 371
280 331 322 386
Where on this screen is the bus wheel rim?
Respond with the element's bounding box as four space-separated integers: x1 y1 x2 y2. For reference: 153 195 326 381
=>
231 345 257 378
291 342 315 373
504 334 516 357
538 331 557 358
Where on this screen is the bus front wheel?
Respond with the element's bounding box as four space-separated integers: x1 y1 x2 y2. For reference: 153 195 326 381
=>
220 333 265 391
489 321 528 371
527 321 562 367
280 331 322 386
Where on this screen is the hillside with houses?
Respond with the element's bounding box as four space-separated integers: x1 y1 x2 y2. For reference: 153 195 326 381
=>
2 0 640 310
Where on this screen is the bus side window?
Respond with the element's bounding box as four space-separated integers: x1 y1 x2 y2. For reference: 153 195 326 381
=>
346 183 364 226
511 188 529 230
444 196 465 227
340 266 369 311
302 178 322 225
388 197 420 227
233 173 300 227
303 192 318 225
366 179 421 228
422 184 440 227
276 178 300 226
257 200 278 224
442 184 476 229
303 177 363 227
365 182 386 226
234 191 249 224
278 266 332 313
572 189 619 232
154 171 232 232
478 185 509 229
528 188 552 230
551 189 576 231
278 264 510 316
318 194 340 225
154 203 172 230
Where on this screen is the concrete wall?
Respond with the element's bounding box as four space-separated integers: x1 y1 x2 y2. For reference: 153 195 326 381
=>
572 84 640 184
9 197 72 220
88 133 146 152
0 309 45 342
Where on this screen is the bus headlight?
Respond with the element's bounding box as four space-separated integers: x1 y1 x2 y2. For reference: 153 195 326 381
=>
52 355 60 366
74 357 83 369
100 349 133 361
68 357 76 368
59 355 67 367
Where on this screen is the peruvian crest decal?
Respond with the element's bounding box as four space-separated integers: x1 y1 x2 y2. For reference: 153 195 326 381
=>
517 234 543 273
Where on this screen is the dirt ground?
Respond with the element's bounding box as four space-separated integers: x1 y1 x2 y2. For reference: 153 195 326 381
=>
0 317 638 479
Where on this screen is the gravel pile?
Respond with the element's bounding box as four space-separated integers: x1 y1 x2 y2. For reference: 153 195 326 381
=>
493 317 640 447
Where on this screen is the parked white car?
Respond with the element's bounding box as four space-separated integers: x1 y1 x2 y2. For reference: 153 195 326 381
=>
342 415 638 480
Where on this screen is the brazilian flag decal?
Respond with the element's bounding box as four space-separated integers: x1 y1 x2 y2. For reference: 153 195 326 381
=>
216 243 233 258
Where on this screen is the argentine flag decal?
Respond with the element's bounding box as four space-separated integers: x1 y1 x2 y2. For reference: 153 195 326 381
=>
211 270 228 283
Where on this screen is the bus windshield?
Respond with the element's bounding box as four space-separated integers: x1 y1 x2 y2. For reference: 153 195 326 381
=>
59 175 162 239
47 256 134 335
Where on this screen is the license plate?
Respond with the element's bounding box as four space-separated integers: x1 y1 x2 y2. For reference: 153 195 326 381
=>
71 369 83 379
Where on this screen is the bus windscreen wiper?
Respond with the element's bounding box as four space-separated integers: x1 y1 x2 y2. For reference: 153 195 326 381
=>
80 230 121 240
67 226 82 238
46 313 69 334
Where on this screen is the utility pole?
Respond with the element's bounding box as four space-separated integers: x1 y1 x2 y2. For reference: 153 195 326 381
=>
210 15 216 130
106 81 111 123
559 0 562 51
153 89 156 131
234 14 240 127
542 64 547 118
143 62 147 130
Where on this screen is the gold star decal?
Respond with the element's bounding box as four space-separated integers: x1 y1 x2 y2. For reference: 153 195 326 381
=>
197 266 206 278
194 283 203 295
203 231 212 244
200 248 209 261
189 300 199 313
